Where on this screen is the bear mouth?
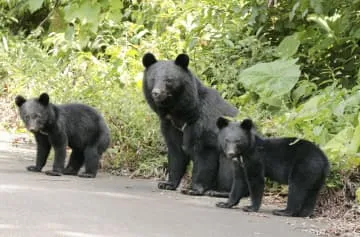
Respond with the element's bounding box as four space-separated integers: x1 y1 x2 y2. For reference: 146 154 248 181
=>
153 94 172 105
28 128 39 133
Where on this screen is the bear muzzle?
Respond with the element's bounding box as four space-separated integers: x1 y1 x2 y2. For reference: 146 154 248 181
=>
28 127 39 133
151 88 169 103
225 150 236 159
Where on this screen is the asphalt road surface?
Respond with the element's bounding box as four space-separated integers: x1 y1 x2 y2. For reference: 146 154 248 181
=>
0 132 323 237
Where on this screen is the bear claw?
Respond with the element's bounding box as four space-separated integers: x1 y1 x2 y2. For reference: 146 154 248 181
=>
272 209 294 216
27 166 42 172
242 205 258 212
45 170 62 176
216 202 234 208
157 182 176 190
63 167 78 176
181 188 204 196
78 172 96 178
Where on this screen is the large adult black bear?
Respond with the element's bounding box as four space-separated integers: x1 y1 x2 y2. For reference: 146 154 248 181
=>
215 117 329 217
15 93 110 178
142 53 238 196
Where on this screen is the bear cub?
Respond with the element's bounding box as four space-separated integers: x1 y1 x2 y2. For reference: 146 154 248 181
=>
15 93 110 178
215 117 329 217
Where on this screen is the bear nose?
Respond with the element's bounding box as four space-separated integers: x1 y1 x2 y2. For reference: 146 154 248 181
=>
151 88 161 98
226 151 236 158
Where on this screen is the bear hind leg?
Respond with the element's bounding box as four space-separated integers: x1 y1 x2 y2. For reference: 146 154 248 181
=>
78 147 100 178
297 176 325 217
297 189 318 217
63 150 84 175
273 182 307 217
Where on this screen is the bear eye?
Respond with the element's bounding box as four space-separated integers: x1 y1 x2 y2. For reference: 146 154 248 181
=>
25 115 30 121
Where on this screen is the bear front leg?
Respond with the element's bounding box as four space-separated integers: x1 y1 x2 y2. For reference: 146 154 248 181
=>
242 164 264 213
182 149 218 196
159 121 189 190
45 135 67 176
27 133 51 172
216 163 247 208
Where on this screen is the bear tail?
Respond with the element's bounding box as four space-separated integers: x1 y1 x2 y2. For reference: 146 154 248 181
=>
96 120 111 154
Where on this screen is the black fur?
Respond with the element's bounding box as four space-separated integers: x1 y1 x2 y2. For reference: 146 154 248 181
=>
216 118 329 217
142 53 238 196
15 93 110 178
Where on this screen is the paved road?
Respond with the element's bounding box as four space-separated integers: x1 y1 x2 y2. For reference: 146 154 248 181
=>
0 132 323 237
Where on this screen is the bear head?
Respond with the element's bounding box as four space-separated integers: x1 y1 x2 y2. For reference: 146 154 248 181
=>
15 93 52 133
142 53 193 108
216 117 256 160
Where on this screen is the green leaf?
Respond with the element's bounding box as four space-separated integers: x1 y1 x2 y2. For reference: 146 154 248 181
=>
64 2 101 25
276 34 300 59
109 0 123 11
289 1 300 22
310 0 324 14
77 2 101 25
296 94 324 118
28 0 44 13
239 59 301 106
348 113 360 153
324 127 353 156
64 25 74 41
49 9 67 33
307 14 333 36
224 39 234 48
292 80 317 103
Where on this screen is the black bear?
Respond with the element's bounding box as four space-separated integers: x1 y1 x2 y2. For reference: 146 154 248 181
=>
142 53 238 196
15 93 110 178
215 117 329 217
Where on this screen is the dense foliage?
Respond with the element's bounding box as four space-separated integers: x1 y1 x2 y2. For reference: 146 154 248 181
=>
0 0 359 192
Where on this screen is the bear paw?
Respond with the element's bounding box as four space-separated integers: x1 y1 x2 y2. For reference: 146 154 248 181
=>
243 205 259 212
45 170 62 176
26 165 42 172
157 181 177 190
78 172 96 178
63 167 78 176
272 209 294 217
216 202 234 209
204 190 229 198
181 188 204 196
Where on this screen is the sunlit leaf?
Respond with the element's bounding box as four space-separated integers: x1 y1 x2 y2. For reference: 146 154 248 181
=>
276 34 300 59
239 59 301 106
28 0 44 13
324 127 353 156
348 113 360 153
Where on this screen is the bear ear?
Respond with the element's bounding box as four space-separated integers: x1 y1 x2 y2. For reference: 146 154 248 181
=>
175 54 189 69
38 93 50 106
142 53 157 68
216 117 230 129
15 95 26 107
240 119 253 131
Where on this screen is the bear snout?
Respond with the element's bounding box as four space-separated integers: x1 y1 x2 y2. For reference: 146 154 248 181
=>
27 121 40 133
225 150 236 158
151 88 167 102
28 127 39 133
